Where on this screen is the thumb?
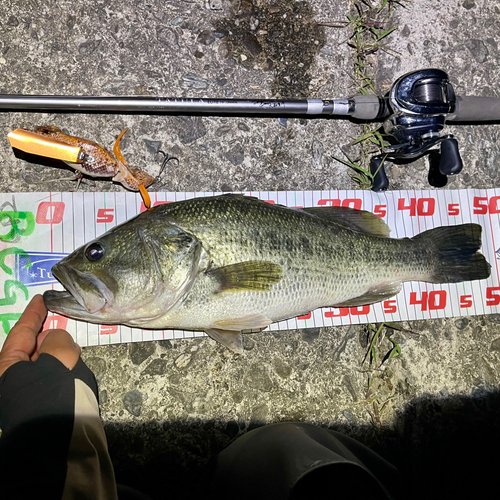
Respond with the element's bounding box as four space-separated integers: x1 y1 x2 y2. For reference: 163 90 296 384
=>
33 330 81 370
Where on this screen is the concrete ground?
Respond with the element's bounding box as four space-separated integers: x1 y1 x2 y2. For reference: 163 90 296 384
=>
1 0 499 498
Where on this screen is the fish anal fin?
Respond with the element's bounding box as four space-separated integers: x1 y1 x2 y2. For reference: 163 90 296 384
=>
205 328 243 354
209 261 283 292
332 282 402 308
302 206 390 238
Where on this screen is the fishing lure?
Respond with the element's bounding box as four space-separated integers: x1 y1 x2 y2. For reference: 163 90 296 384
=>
8 126 155 208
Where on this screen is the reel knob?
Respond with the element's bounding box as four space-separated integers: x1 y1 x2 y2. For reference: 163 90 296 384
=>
438 137 463 176
370 156 389 192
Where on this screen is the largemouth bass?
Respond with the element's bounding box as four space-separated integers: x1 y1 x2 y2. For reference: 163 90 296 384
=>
43 194 491 352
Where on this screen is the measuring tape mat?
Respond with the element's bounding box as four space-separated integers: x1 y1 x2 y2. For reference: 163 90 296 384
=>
1 189 500 349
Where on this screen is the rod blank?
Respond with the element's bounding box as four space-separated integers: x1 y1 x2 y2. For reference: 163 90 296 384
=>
0 95 355 116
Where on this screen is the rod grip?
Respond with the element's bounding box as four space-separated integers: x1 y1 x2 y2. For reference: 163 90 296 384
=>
448 96 500 122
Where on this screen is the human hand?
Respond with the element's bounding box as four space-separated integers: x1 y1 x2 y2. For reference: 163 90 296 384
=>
0 294 81 377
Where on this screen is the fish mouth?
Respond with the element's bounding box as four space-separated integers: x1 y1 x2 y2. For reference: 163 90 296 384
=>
43 289 87 316
44 263 109 316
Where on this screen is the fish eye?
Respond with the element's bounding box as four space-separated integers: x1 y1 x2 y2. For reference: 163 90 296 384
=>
85 242 105 262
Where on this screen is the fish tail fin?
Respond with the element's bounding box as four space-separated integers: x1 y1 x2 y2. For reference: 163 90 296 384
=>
412 223 491 283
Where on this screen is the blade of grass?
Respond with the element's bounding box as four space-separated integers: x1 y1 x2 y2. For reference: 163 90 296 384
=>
363 323 385 365
382 337 402 364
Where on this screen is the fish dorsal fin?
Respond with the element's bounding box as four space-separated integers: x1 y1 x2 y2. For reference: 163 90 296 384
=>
331 282 402 308
205 329 244 353
209 261 283 292
302 206 390 237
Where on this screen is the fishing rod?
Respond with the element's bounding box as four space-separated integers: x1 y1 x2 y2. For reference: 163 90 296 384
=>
1 69 499 191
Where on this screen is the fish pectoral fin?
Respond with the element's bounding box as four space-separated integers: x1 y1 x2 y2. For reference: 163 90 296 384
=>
209 261 283 292
331 282 402 308
302 206 391 237
205 328 244 354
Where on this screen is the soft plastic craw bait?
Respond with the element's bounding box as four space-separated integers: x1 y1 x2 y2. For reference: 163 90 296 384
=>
8 126 155 208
